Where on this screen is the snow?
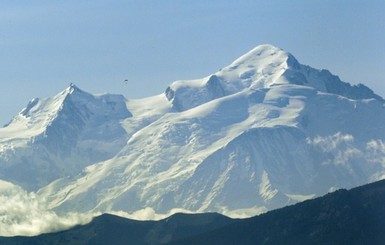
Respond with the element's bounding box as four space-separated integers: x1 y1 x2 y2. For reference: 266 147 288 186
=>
1 44 385 235
0 84 131 190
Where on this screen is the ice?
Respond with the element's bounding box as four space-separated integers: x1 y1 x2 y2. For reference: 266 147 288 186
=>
1 44 385 234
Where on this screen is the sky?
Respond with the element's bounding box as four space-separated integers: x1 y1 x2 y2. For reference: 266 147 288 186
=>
0 0 384 125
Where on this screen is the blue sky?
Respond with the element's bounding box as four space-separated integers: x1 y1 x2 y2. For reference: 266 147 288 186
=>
1 0 384 125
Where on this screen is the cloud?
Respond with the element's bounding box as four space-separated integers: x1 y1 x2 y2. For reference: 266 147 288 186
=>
219 206 268 219
0 180 199 237
108 207 194 221
107 206 269 221
3 132 385 237
306 132 354 153
366 140 385 163
364 140 385 181
0 180 96 237
306 133 361 166
307 133 385 178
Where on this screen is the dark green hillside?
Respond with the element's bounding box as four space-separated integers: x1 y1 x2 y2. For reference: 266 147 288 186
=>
0 212 232 245
1 179 385 245
174 179 385 245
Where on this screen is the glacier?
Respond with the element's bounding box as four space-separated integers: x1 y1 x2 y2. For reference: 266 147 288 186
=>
1 44 385 235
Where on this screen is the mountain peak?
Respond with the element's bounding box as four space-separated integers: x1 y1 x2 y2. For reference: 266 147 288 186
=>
2 44 385 229
231 44 290 65
67 82 79 93
216 44 298 90
59 83 79 96
4 84 130 137
229 44 302 71
69 82 77 89
166 44 383 112
62 83 89 99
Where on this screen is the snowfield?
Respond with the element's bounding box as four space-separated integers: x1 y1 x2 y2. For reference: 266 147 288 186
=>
1 44 385 236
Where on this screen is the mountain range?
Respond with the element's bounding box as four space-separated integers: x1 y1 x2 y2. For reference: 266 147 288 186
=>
2 178 385 244
1 44 385 235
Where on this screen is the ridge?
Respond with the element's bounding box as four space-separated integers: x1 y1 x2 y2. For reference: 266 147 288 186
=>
165 44 383 112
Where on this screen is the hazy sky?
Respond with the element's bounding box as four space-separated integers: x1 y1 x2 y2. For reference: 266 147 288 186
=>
1 0 384 125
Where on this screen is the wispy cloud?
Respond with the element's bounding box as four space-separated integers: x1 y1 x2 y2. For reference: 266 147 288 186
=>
307 133 385 178
0 180 95 237
0 179 194 236
108 207 194 221
2 132 385 237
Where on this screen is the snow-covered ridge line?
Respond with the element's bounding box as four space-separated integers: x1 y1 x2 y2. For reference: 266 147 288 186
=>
164 44 383 112
1 44 385 236
0 83 132 190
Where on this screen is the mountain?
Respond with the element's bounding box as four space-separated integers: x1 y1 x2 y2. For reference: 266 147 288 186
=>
0 84 131 190
0 213 233 245
2 179 385 245
1 44 385 223
172 178 385 245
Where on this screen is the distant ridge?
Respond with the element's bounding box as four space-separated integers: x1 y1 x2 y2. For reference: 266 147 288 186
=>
173 179 385 245
1 179 385 244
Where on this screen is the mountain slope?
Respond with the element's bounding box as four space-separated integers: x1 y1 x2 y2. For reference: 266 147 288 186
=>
38 45 385 217
1 44 385 220
0 84 131 190
2 179 385 245
166 44 383 112
0 213 233 245
173 179 385 245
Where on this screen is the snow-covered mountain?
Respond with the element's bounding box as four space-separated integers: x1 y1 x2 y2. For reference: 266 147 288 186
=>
0 84 131 190
1 44 385 220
